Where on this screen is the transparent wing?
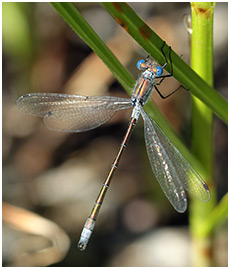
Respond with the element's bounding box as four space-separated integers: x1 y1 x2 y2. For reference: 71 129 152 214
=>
140 108 187 212
16 93 133 132
140 108 210 213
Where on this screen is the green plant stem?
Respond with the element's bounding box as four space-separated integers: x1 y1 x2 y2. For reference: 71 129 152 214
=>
52 3 227 123
102 2 227 124
189 2 217 267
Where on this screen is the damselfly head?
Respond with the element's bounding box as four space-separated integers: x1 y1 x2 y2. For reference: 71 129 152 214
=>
137 57 163 76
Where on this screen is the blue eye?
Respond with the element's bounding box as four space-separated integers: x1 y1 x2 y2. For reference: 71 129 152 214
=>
137 60 145 70
156 66 163 76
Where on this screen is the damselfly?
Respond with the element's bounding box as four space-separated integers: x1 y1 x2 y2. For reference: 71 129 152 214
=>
16 43 210 251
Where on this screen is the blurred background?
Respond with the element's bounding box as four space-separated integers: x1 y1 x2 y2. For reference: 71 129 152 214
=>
2 2 227 267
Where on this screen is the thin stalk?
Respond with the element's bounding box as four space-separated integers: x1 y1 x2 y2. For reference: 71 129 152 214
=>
102 2 227 124
189 2 217 266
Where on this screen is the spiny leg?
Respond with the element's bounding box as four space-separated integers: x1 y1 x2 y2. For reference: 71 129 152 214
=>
155 43 188 99
154 84 186 99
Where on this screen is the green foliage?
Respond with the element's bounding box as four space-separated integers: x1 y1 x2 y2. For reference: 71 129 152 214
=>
51 2 227 123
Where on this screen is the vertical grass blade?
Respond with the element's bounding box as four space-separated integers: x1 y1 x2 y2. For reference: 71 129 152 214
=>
189 2 217 266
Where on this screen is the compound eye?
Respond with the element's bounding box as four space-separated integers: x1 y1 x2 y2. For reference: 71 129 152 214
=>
137 59 146 70
156 66 163 76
